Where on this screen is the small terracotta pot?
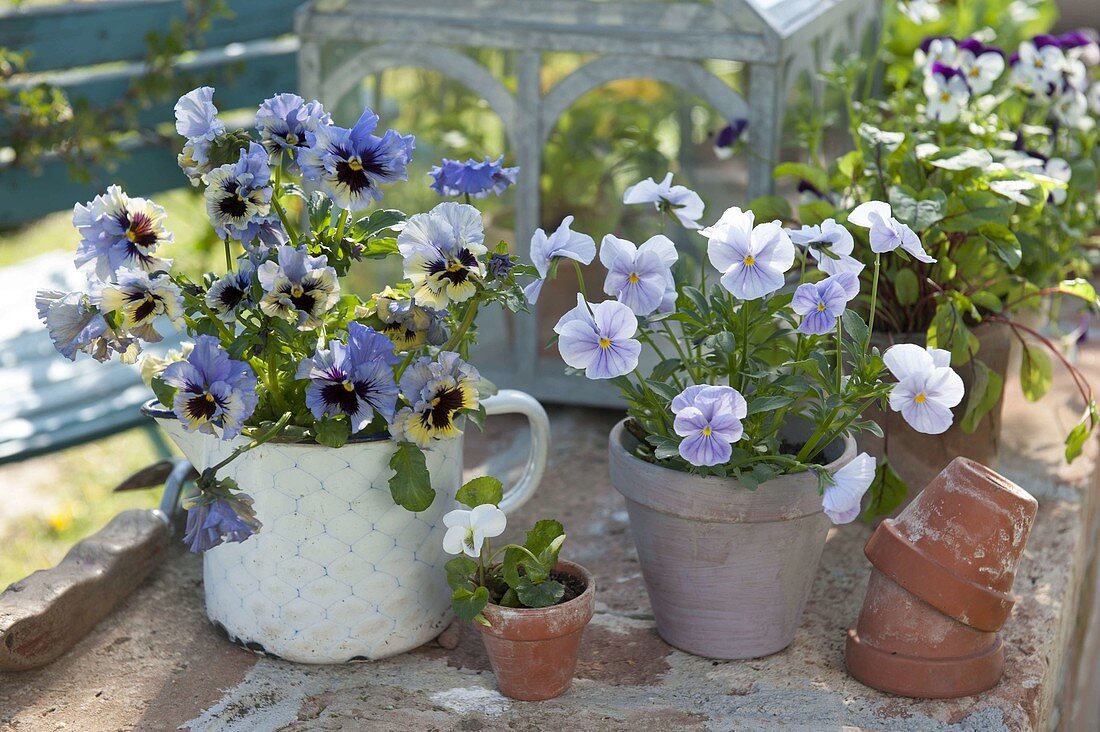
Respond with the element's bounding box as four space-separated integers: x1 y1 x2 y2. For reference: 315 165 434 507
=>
845 568 1005 698
865 457 1038 632
476 560 595 701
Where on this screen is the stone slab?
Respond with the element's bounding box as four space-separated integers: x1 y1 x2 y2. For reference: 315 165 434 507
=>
2 349 1099 731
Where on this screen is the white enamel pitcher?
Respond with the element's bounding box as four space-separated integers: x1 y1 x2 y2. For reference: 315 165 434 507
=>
146 390 549 663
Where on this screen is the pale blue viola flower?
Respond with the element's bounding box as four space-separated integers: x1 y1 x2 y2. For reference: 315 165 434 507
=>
73 186 173 282
623 172 705 229
393 352 481 447
299 108 414 210
296 323 400 431
397 202 488 308
175 87 226 183
884 344 964 435
848 201 936 263
205 142 282 247
599 234 678 317
524 216 596 304
206 263 255 323
923 63 970 123
787 218 863 275
429 155 519 198
257 245 341 329
183 495 261 553
822 452 876 524
98 268 184 343
791 271 860 336
553 295 641 380
702 207 795 300
35 290 140 363
255 93 332 164
713 119 748 160
671 384 747 467
162 335 259 440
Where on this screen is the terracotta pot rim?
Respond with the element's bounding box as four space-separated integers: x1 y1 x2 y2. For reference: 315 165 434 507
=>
609 420 856 523
478 560 595 639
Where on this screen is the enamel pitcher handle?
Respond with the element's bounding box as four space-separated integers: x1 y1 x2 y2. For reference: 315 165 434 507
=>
478 390 550 514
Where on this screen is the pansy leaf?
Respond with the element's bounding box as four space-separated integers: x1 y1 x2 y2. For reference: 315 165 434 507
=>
799 200 836 227
857 123 905 152
746 395 793 415
525 519 565 557
861 459 908 521
774 163 830 197
1066 401 1099 463
960 360 1004 434
151 376 177 409
1020 344 1053 402
388 442 435 512
841 310 869 346
516 578 565 609
746 194 793 222
990 179 1039 206
456 476 504 508
445 556 478 591
889 185 946 230
315 417 350 448
1052 279 1100 307
893 269 920 306
927 147 993 171
451 586 490 622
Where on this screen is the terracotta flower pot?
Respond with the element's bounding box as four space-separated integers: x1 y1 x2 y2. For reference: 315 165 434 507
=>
865 457 1038 632
845 568 1005 698
860 323 1013 510
608 420 857 660
476 560 595 701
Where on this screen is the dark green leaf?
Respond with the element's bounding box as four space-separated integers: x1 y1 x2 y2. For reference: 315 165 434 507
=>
315 418 350 448
388 442 435 512
745 395 793 415
841 310 869 346
150 376 176 409
862 460 908 521
455 476 504 508
445 556 478 591
960 360 1004 433
1019 344 1052 402
525 519 565 557
515 578 565 609
893 269 919 306
452 586 490 622
746 194 793 222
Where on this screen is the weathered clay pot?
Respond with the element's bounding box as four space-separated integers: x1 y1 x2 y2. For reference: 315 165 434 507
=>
477 560 595 701
608 420 856 659
860 323 1013 506
865 457 1038 632
845 569 1005 698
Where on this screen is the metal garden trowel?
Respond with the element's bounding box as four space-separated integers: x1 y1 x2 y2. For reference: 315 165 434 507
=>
0 459 195 671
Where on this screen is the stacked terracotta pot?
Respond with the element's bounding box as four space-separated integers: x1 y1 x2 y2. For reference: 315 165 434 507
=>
845 457 1038 698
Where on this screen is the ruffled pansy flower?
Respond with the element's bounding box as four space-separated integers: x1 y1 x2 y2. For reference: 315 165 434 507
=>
394 352 481 447
923 63 970 123
442 504 507 558
296 323 400 431
553 295 641 380
257 245 341 329
671 384 747 467
183 494 261 553
205 142 279 245
429 155 518 198
787 218 862 275
35 290 140 363
299 108 414 210
1052 88 1090 129
98 268 184 343
848 201 936 263
822 452 876 524
206 263 255 323
397 202 488 308
713 119 748 160
255 93 332 164
73 186 172 282
623 172 705 229
162 335 259 440
1058 29 1100 66
599 234 678 316
884 343 964 435
1011 40 1066 96
175 87 226 184
370 287 447 350
524 215 596 304
791 271 860 336
702 206 795 300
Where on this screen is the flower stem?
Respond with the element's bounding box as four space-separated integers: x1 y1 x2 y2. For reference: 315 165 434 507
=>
867 253 882 346
443 299 480 353
335 208 349 236
223 238 233 270
572 260 588 301
835 317 843 393
211 411 293 474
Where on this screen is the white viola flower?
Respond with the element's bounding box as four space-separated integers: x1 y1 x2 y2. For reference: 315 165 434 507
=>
1010 41 1066 96
849 201 936 263
702 207 795 300
1063 57 1090 93
442 504 507 558
923 64 970 123
884 344 965 435
823 452 876 524
1042 157 1072 205
915 37 958 71
787 219 863 275
623 172 705 229
523 216 596 304
899 0 941 24
956 40 1006 95
1052 88 1091 130
600 234 678 316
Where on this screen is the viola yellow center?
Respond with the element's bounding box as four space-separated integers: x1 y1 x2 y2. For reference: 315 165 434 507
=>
598 337 612 349
914 393 928 404
204 392 215 403
447 261 466 273
628 273 640 284
743 255 756 266
940 91 951 102
702 426 712 437
291 284 304 298
816 302 827 311
347 157 364 171
125 229 139 243
342 380 356 392
286 133 299 146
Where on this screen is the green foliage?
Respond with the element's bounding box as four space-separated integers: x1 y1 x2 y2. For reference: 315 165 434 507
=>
455 476 504 509
1019 345 1053 402
862 459 908 521
388 442 434 513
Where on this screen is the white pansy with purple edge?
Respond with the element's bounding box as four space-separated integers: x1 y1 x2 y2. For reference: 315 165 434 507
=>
397 201 487 309
923 63 969 123
787 218 863 275
848 200 936 263
1041 157 1072 205
257 245 340 329
73 185 173 282
205 142 279 245
524 215 596 304
554 294 641 380
600 234 678 316
884 343 965 435
702 207 795 300
671 384 747 467
175 87 225 183
791 271 859 336
162 335 258 440
623 173 705 229
915 36 958 71
822 452 876 524
1011 40 1066 96
956 39 1006 95
442 504 507 558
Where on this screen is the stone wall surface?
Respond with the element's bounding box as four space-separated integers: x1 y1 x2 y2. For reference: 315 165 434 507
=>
2 349 1100 732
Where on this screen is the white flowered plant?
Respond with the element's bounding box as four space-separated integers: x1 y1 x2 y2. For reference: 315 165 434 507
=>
35 87 533 553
